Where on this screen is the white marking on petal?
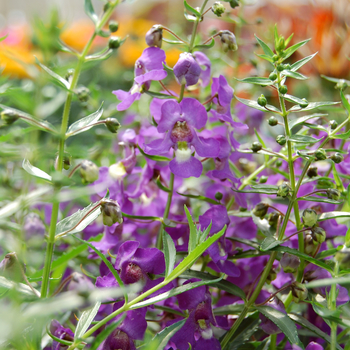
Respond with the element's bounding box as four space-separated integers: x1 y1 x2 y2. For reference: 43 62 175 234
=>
175 148 192 163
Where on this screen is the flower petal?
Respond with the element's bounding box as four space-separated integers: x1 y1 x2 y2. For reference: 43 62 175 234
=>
169 156 202 178
158 100 182 133
180 98 208 129
134 69 167 85
144 132 174 155
191 133 219 158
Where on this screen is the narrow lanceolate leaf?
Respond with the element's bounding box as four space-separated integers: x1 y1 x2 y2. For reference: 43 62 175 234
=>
321 75 350 86
260 236 283 251
288 134 320 144
289 113 326 130
329 128 350 140
35 57 71 90
281 70 307 80
22 159 52 182
184 0 201 17
66 104 104 137
283 38 311 59
283 94 308 105
228 317 260 350
255 54 274 63
254 35 274 57
148 319 186 350
288 313 343 350
0 276 39 299
236 77 274 86
194 37 215 50
235 96 281 113
232 185 278 195
306 276 350 289
288 101 339 112
290 53 318 72
84 0 99 24
298 196 343 205
256 306 303 347
137 145 171 162
318 211 350 221
341 89 350 115
75 301 101 339
184 205 198 254
144 91 177 99
162 231 176 277
177 192 219 205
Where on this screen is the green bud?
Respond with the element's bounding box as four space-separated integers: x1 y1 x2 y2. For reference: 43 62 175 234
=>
103 1 111 12
272 54 279 62
276 135 286 146
1 110 20 125
215 192 223 201
108 20 119 33
311 227 326 245
329 120 338 130
105 118 121 133
276 37 285 52
304 233 318 256
277 182 291 198
63 153 71 170
278 85 288 95
291 282 308 303
228 0 240 8
251 141 262 152
335 79 348 90
307 166 318 178
299 98 309 108
212 2 225 17
302 208 318 227
326 188 341 200
331 152 343 164
65 68 75 81
268 212 280 228
100 199 123 226
268 116 278 126
276 64 284 71
257 94 267 106
219 30 238 52
280 253 300 273
315 148 327 161
275 159 283 167
259 176 268 184
283 64 291 70
109 36 122 49
269 72 277 81
80 160 99 184
252 202 269 219
335 247 350 270
76 86 90 102
266 268 277 284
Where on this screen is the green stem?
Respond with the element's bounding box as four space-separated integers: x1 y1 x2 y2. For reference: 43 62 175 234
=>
188 0 209 52
40 0 120 298
270 334 277 350
330 261 339 350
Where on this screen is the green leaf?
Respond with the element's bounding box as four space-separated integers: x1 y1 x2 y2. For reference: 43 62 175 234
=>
137 145 171 162
284 33 294 46
341 89 350 115
288 134 320 144
235 95 281 113
283 94 308 105
148 319 186 350
306 276 350 289
283 38 311 59
35 57 71 91
236 77 274 86
298 196 343 205
288 101 339 113
22 159 52 182
144 90 177 99
288 313 343 350
193 37 215 50
232 185 278 195
227 317 260 350
255 54 274 63
84 0 99 24
260 236 283 251
214 304 245 316
0 276 39 300
290 53 318 72
318 211 350 221
289 113 327 129
163 231 176 277
330 128 350 140
155 176 171 193
163 38 187 45
86 49 114 62
256 306 302 347
184 205 198 254
254 35 274 57
177 192 219 205
66 104 104 137
184 0 201 17
75 301 101 339
281 70 307 80
321 75 350 86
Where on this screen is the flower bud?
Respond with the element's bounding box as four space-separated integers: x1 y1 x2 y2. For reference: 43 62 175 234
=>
275 159 282 167
311 227 326 245
276 64 284 72
299 98 309 108
329 120 338 130
276 135 286 145
80 160 99 184
105 118 121 133
277 182 291 198
278 85 287 95
317 178 333 189
268 212 280 228
212 2 225 16
218 30 238 52
302 208 318 227
291 282 308 303
307 166 318 178
276 36 285 52
108 20 119 33
335 79 348 90
259 176 268 183
283 64 291 70
269 72 277 81
326 188 341 200
105 329 131 350
145 25 163 48
266 268 277 284
257 94 267 107
335 247 350 270
1 110 20 125
108 36 122 49
173 52 201 86
268 116 278 126
63 153 71 170
272 54 279 62
76 86 90 102
228 0 240 8
281 253 300 273
0 252 23 282
252 202 269 219
100 199 123 226
215 192 223 201
304 233 319 256
251 141 262 152
315 148 327 161
331 152 343 164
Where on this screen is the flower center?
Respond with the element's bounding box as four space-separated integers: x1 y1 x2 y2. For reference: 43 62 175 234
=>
124 262 143 284
109 329 131 350
175 143 191 163
170 120 193 143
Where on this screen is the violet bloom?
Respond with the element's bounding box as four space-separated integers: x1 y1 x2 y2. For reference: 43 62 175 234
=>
23 213 46 237
49 320 74 350
173 52 201 86
193 51 211 87
145 98 219 178
113 47 167 111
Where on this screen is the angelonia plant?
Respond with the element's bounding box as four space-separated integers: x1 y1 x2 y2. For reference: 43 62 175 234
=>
1 0 350 350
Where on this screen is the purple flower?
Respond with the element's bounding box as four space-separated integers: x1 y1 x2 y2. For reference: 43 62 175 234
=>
49 320 74 350
113 47 167 111
193 51 211 87
173 52 201 86
305 342 323 350
145 98 219 178
23 213 46 237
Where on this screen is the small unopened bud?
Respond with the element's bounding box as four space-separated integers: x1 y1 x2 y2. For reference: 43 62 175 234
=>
335 79 348 90
252 203 269 219
315 148 327 161
212 2 225 17
0 252 23 282
63 153 71 170
304 233 318 255
302 208 318 227
299 98 309 108
276 37 285 52
257 94 267 107
218 30 238 52
109 36 122 49
272 54 279 62
311 227 326 245
276 64 284 72
275 160 282 167
283 64 291 70
329 120 338 130
307 166 318 178
291 282 308 303
215 192 223 201
1 110 19 125
277 182 291 198
80 160 99 184
228 0 240 8
269 72 277 81
76 86 90 102
108 20 119 33
251 141 262 152
278 85 287 95
266 268 277 284
100 199 123 226
65 69 75 81
105 118 120 133
145 25 163 48
268 116 278 126
317 178 333 189
331 152 343 164
259 176 268 183
281 253 300 273
326 188 341 200
173 52 201 86
276 135 286 146
268 212 280 228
